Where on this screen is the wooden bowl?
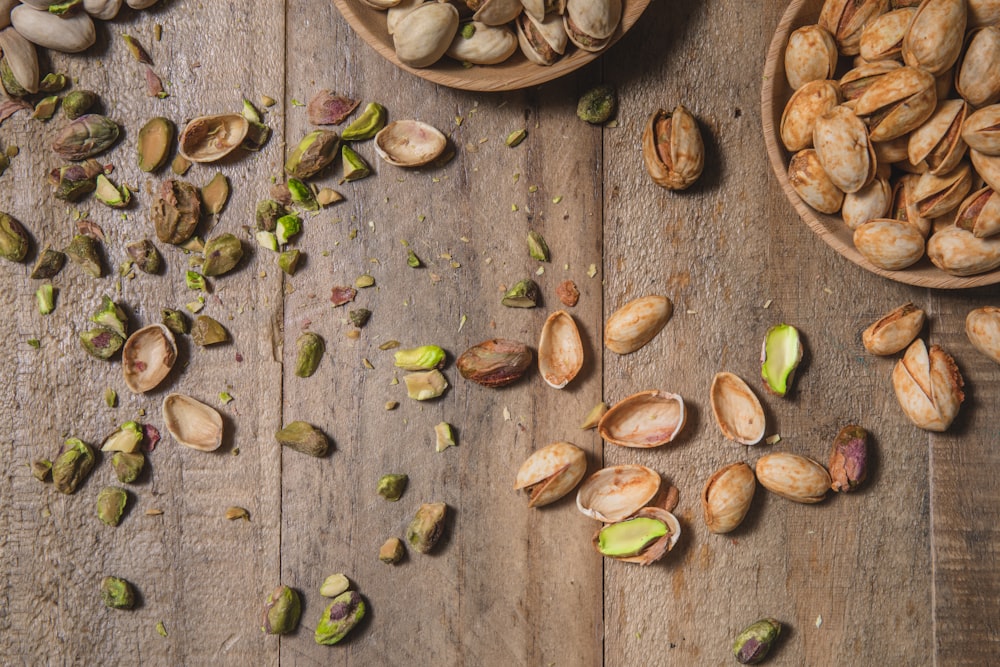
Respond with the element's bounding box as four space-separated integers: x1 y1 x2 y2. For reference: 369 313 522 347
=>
331 0 650 92
761 0 1000 289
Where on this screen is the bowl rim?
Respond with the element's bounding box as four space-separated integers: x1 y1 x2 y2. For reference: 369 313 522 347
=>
331 0 651 92
761 0 1000 289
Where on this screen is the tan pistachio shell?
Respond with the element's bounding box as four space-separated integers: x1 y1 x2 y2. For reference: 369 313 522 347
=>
966 306 1000 364
0 27 38 94
873 133 911 165
818 0 890 56
597 390 686 448
386 0 422 35
813 104 876 192
563 0 621 51
538 310 584 389
591 507 680 565
890 173 932 238
843 173 892 229
962 105 1000 157
701 462 756 534
604 294 672 354
576 464 661 523
755 452 831 504
642 105 704 191
854 66 937 142
709 372 766 446
122 324 177 393
785 24 838 90
374 119 447 167
839 60 902 102
955 186 1000 238
788 148 845 214
862 302 926 355
780 79 842 153
971 149 1000 193
514 441 587 507
447 21 517 64
178 114 249 163
473 0 522 25
393 2 460 67
907 99 968 176
892 339 964 431
360 0 402 8
912 162 973 219
516 11 567 66
10 5 95 53
956 27 1000 108
859 8 915 62
901 0 967 75
926 225 1000 275
162 393 224 451
968 0 1000 27
852 218 926 270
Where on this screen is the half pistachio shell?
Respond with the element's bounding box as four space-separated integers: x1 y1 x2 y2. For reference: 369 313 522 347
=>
162 393 224 451
597 390 686 448
516 11 567 66
892 339 964 431
710 372 766 445
563 0 621 52
701 462 755 534
122 324 177 393
374 120 447 167
966 306 1000 364
604 294 672 354
514 441 587 507
862 302 925 355
592 507 680 565
576 464 660 523
755 452 831 504
538 310 583 389
178 114 249 163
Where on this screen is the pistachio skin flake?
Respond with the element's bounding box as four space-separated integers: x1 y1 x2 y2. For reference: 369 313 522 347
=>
295 332 324 378
406 502 447 554
52 438 95 494
261 585 301 635
314 591 366 645
101 576 136 610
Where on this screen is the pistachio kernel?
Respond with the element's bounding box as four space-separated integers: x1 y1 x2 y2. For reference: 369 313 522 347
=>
377 473 408 501
101 576 136 610
295 332 324 378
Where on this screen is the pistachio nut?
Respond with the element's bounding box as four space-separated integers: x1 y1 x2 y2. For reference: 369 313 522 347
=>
839 60 902 103
733 618 782 665
11 5 96 53
449 20 518 64
201 173 230 215
261 585 301 635
394 344 446 371
30 245 66 279
275 214 302 245
178 113 249 163
62 89 97 119
111 451 144 484
52 438 95 494
294 332 324 378
889 173 931 237
755 452 831 504
563 0 621 52
863 302 925 355
912 162 973 219
97 486 128 526
0 212 29 262
760 323 803 396
38 72 67 93
285 130 340 179
907 99 968 176
161 309 189 336
501 278 540 307
854 66 937 142
393 2 460 68
955 186 1000 239
162 393 224 451
642 105 704 191
404 369 449 400
818 0 889 55
779 79 841 153
94 174 131 208
829 425 869 492
527 230 549 261
48 159 103 201
788 148 845 214
537 310 584 389
314 591 365 645
813 105 877 194
80 329 124 359
784 24 837 90
710 372 766 446
956 26 1000 107
966 306 1000 364
892 339 964 431
962 105 1000 157
926 225 1000 275
307 90 359 126
516 11 567 66
101 421 142 453
275 421 329 457
701 462 756 534
598 390 686 448
852 218 926 270
152 179 201 245
406 502 447 553
842 173 892 229
576 464 660 523
457 338 532 387
968 0 1000 27
577 85 617 124
593 508 680 565
126 239 162 274
51 114 120 160
89 295 127 338
971 149 1000 193
604 295 672 355
340 145 372 182
374 120 447 167
191 316 229 346
379 537 405 564
859 8 915 62
100 576 136 610
31 458 52 482
0 27 38 94
377 473 408 501
514 441 587 507
255 199 287 232
901 0 967 75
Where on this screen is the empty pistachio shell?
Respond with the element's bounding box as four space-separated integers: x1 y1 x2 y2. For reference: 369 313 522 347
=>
853 218 926 271
604 295 672 354
122 324 177 393
537 310 584 389
966 306 1000 364
598 390 686 448
892 339 964 431
374 120 447 167
178 113 249 163
592 507 680 565
755 452 831 504
162 393 223 451
760 324 803 397
862 303 925 355
514 441 587 507
710 372 766 446
701 462 755 534
576 464 660 523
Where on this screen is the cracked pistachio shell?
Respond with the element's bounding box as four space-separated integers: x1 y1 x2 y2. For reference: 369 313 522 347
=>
563 0 620 51
576 464 660 523
859 8 915 62
862 302 925 355
604 295 672 355
374 120 447 167
760 323 803 397
854 66 937 142
780 79 841 153
642 105 703 191
972 149 1000 193
962 105 1000 157
516 11 567 66
393 2 459 68
593 508 680 565
784 24 837 90
11 5 95 53
755 452 831 504
853 218 926 270
926 225 1000 276
892 339 964 431
406 502 447 553
598 390 686 448
956 27 1000 108
178 114 249 163
788 148 845 214
710 372 766 445
966 306 1000 364
514 441 586 507
955 187 1000 239
912 162 973 219
162 393 223 451
838 60 902 103
818 0 889 56
843 173 892 230
447 21 517 65
122 324 177 393
701 462 755 534
537 310 583 389
889 173 931 238
901 0 967 75
813 105 876 194
907 99 968 176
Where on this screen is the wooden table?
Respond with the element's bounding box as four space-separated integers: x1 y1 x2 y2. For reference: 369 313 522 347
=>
3 2 997 665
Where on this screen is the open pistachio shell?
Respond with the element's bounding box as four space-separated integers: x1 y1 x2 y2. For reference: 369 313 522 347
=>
642 105 704 191
178 113 249 163
162 393 223 451
710 372 766 445
122 324 177 393
854 66 937 142
597 390 686 448
537 310 583 389
907 99 968 176
789 148 845 214
966 306 1000 365
374 120 447 167
514 441 587 507
760 324 803 396
592 507 680 565
862 303 925 355
892 339 964 431
576 464 661 523
516 11 567 66
818 0 888 56
701 462 755 534
912 162 973 219
563 0 620 52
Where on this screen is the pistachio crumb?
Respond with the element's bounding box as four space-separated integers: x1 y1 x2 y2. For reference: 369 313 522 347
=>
502 406 511 421
363 358 374 369
145 508 163 516
225 506 250 521
458 314 467 332
219 391 234 404
552 196 563 204
156 622 168 637
385 401 398 411
765 434 781 445
587 264 598 278
763 299 773 309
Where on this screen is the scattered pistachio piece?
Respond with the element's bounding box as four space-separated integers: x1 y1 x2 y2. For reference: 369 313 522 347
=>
185 270 207 291
101 421 143 453
377 473 408 501
111 452 144 484
30 458 52 482
219 391 234 404
581 402 608 429
342 102 386 141
226 506 250 521
171 153 191 176
275 214 302 245
127 239 162 274
527 231 549 262
379 537 405 564
80 329 124 359
32 95 59 121
101 576 136 610
122 34 152 64
404 370 448 400
94 174 131 208
104 388 118 408
30 245 66 279
394 345 445 370
502 279 539 308
156 621 168 637
340 144 372 183
320 574 350 598
256 231 279 252
307 90 359 125
202 233 243 277
200 172 230 215
349 309 371 328
316 188 344 207
285 129 340 179
162 309 190 336
62 90 97 120
385 401 398 411
406 249 421 268
65 234 104 277
355 274 375 288
434 422 456 452
39 73 67 93
556 279 580 307
287 178 319 212
577 85 617 124
733 618 782 665
406 502 447 554
35 283 55 314
276 421 329 457
97 486 128 526
505 129 527 147
295 332 324 378
261 585 300 634
278 249 301 275
191 316 229 346
314 591 365 645
255 199 287 232
52 438 95 494
146 508 164 516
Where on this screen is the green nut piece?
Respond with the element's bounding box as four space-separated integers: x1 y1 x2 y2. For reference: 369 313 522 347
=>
349 308 371 328
36 284 55 315
287 178 319 212
403 369 449 400
275 421 329 457
341 102 386 141
94 174 131 208
241 98 262 124
275 214 302 245
200 172 230 216
244 118 272 151
460 22 476 39
80 329 124 359
319 574 350 598
111 451 145 484
596 517 668 557
261 585 301 635
52 438 95 494
576 85 617 124
49 0 83 16
255 199 287 232
202 233 243 277
406 249 421 268
295 332 324 378
377 473 408 501
314 591 365 645
434 422 456 452
379 537 404 564
0 212 30 262
733 618 782 665
393 345 446 371
162 309 190 336
101 576 136 610
760 323 803 397
48 159 103 201
101 421 143 453
65 234 103 277
191 316 229 346
39 73 68 93
31 458 52 482
406 502 447 554
97 486 128 526
104 387 117 408
152 179 201 245
285 129 340 179
62 90 98 120
502 279 540 308
256 231 279 252
137 117 174 172
185 270 206 291
30 245 66 279
126 239 162 274
278 249 301 275
505 129 527 147
340 144 371 183
90 295 128 338
527 230 549 262
51 114 120 160
32 96 60 122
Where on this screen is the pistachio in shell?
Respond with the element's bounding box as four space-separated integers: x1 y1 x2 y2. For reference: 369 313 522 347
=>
597 390 686 448
514 441 586 507
392 2 459 68
592 507 680 565
701 462 756 534
51 114 120 160
784 24 837 89
576 464 661 523
966 306 1000 365
755 452 831 504
374 120 447 167
955 186 1000 239
788 148 845 214
515 11 568 66
162 393 224 451
862 303 925 355
604 294 672 354
178 113 249 163
137 117 174 172
892 339 964 431
537 310 583 389
926 225 1000 276
152 179 201 245
122 324 177 393
642 105 704 191
901 0 967 75
457 338 532 387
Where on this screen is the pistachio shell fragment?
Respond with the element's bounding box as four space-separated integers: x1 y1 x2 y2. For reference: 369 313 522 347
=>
701 462 755 534
576 464 660 523
122 324 177 393
709 372 766 445
178 113 249 163
593 507 680 565
966 306 1000 364
162 393 224 451
862 302 925 355
760 324 803 397
374 120 447 167
892 339 964 431
137 117 174 172
514 441 587 508
457 339 531 387
755 452 831 504
597 390 686 448
604 295 672 354
537 310 583 389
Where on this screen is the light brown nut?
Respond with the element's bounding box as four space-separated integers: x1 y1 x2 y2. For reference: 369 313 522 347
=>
955 186 1000 239
642 105 704 191
971 149 1000 193
788 148 845 214
956 27 1000 108
907 99 968 176
862 302 925 355
843 174 892 230
813 105 876 194
855 66 937 142
784 24 838 90
819 0 890 56
911 162 973 219
962 105 1000 157
755 452 831 504
701 462 755 534
892 339 964 431
901 0 967 75
514 441 587 508
926 225 1000 276
780 79 841 153
966 306 1000 365
604 295 672 355
853 218 926 270
859 8 915 62
967 0 1000 27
